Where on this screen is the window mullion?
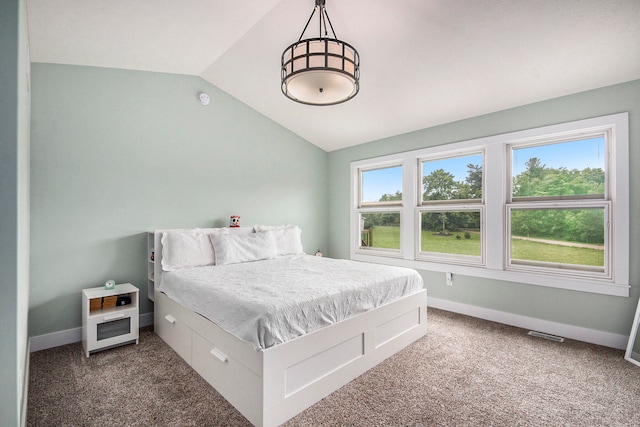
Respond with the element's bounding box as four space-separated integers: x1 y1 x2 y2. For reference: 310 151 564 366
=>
402 159 416 260
484 143 504 270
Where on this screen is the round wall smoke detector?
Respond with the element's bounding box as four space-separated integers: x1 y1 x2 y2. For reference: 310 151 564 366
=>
198 92 210 106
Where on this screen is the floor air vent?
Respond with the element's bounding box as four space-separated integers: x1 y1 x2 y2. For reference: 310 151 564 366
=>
527 331 565 342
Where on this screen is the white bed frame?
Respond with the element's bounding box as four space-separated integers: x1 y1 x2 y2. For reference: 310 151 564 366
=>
153 229 428 427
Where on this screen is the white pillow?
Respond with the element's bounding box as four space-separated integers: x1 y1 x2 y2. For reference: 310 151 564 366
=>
253 225 304 256
211 231 278 265
161 229 228 271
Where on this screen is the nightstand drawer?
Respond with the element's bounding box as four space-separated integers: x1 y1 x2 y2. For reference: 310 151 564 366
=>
86 306 138 352
87 306 138 324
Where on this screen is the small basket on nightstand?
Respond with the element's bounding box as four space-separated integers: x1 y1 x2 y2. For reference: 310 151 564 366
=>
102 295 118 309
89 298 102 312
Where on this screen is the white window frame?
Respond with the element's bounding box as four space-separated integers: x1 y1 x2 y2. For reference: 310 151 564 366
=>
350 113 629 297
354 161 405 257
416 149 486 265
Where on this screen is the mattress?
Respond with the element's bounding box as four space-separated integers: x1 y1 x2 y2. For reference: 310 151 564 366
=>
158 254 423 349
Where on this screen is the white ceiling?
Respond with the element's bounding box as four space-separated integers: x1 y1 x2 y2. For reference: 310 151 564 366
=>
26 0 640 152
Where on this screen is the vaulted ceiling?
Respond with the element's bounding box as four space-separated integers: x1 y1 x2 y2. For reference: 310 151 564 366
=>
26 0 640 151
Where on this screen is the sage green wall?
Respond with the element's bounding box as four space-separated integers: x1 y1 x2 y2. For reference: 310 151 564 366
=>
1 0 30 425
29 64 328 337
328 80 640 337
27 64 640 342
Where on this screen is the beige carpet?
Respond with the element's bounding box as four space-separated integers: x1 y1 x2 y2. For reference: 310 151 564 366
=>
28 308 640 426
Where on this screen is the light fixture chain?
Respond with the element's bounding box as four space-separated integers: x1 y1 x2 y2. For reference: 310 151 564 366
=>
322 7 338 39
298 1 339 42
297 6 318 42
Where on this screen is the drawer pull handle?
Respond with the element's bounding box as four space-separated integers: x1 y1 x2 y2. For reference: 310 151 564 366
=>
103 312 125 321
210 348 228 363
164 314 176 324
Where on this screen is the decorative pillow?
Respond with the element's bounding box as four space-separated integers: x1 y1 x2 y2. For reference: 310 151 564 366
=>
253 225 304 256
161 229 228 271
211 231 278 265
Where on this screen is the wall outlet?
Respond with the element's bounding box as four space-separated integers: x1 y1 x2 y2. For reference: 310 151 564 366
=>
446 272 453 286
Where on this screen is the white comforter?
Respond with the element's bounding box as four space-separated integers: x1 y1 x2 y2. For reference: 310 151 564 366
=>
158 254 423 349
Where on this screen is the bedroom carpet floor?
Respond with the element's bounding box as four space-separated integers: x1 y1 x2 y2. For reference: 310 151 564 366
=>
27 308 640 426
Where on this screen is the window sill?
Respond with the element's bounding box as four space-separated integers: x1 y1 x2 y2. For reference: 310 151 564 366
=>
351 253 630 297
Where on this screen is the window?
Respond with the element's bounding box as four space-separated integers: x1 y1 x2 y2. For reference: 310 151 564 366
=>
421 154 483 203
508 206 606 273
356 164 403 254
360 212 401 251
507 135 609 278
350 113 629 296
360 165 402 206
510 136 605 201
418 153 484 264
419 209 482 261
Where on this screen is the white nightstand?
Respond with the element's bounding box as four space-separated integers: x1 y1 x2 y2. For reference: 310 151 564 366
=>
82 283 139 357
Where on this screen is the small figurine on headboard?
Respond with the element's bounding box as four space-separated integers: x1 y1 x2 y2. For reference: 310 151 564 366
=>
230 215 241 228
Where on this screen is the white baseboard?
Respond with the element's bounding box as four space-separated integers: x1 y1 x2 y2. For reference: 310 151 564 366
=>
29 312 154 353
31 304 628 352
428 297 629 350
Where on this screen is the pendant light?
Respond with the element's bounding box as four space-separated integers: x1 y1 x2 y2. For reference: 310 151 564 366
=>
281 0 360 106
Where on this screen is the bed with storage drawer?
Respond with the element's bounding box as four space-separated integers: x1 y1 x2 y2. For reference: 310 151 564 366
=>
153 226 427 427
